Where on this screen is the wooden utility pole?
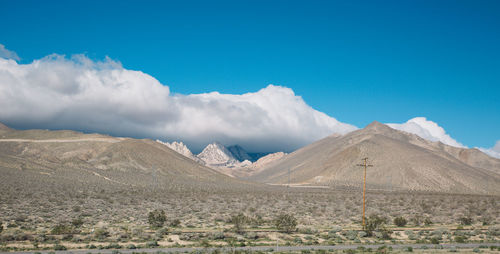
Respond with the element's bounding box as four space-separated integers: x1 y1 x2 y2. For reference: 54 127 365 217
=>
356 157 373 229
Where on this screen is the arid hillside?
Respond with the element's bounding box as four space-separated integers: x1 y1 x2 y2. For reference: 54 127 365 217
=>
248 121 500 195
0 123 264 199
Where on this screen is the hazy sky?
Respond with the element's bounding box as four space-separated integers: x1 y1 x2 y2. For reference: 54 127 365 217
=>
1 0 499 153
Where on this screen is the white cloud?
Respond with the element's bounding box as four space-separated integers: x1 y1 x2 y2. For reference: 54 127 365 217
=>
386 118 500 159
0 44 20 61
386 117 466 148
478 141 500 159
0 54 357 152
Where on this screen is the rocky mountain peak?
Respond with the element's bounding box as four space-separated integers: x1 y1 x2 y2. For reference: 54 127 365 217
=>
227 145 252 162
156 140 202 163
197 142 238 166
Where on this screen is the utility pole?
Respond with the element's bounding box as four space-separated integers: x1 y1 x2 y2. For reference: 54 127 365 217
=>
356 157 373 229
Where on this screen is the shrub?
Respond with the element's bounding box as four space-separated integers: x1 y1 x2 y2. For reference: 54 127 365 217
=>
455 236 465 243
72 206 81 212
298 227 317 234
424 217 433 226
365 215 387 237
0 220 3 233
488 226 500 236
156 227 169 238
71 218 84 228
146 240 159 247
394 217 407 227
109 243 122 249
53 244 67 251
343 230 358 240
230 213 248 233
94 228 110 240
51 224 73 235
459 217 472 226
169 219 181 227
431 238 440 244
380 228 393 240
201 239 211 247
330 226 342 233
148 209 167 228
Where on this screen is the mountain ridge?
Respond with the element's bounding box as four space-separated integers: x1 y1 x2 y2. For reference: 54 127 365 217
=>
156 139 284 177
249 121 500 195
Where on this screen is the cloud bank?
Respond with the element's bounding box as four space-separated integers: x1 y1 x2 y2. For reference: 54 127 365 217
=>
386 117 465 148
0 47 498 158
0 53 357 152
385 118 500 159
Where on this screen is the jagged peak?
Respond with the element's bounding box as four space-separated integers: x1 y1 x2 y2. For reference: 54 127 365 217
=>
204 141 226 149
198 142 237 165
156 139 197 160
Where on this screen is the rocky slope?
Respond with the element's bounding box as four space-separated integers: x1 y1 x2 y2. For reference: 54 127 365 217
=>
197 142 240 166
156 140 204 164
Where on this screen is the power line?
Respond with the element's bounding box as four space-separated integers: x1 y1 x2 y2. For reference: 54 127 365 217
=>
356 157 373 229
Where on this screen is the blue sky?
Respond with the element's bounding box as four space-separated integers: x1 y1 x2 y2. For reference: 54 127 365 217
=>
1 0 499 150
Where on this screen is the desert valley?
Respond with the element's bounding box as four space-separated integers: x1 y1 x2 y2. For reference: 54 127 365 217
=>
0 121 499 253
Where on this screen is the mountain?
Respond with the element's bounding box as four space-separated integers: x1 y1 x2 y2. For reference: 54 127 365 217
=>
227 145 253 162
154 141 271 174
0 123 261 198
197 142 240 166
153 141 282 177
156 140 204 164
249 121 500 195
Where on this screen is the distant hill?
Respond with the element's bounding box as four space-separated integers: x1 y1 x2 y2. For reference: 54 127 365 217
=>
248 121 500 195
0 123 263 199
